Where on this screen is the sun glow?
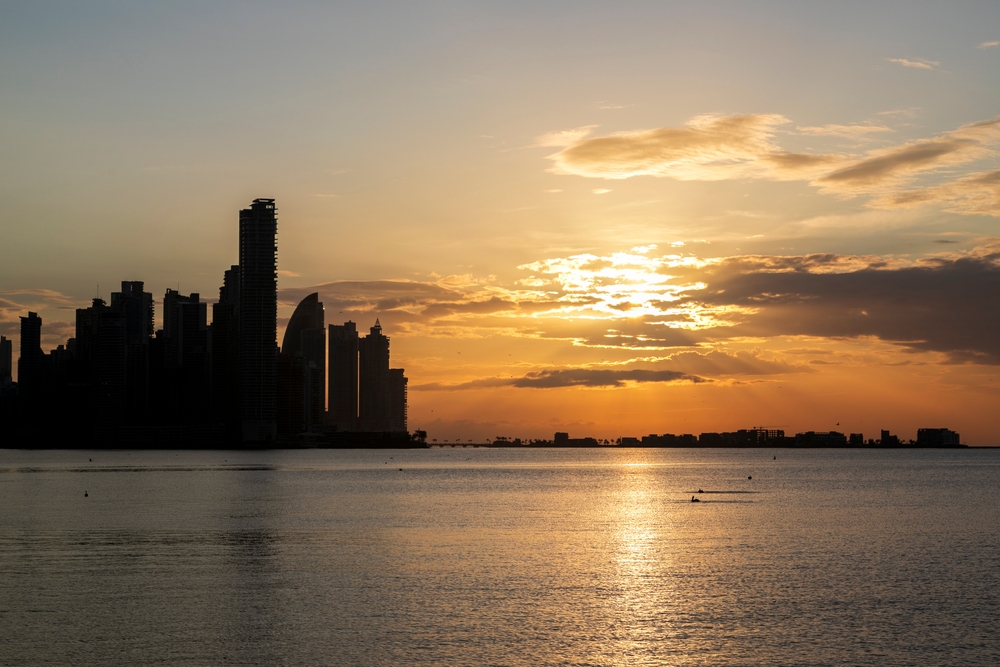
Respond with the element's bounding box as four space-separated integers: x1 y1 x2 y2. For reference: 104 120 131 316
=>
517 251 748 329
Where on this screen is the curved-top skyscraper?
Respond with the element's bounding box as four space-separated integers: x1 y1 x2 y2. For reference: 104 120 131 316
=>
278 292 326 436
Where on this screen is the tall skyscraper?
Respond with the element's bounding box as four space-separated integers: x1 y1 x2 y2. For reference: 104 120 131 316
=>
17 312 44 401
111 281 153 421
239 198 278 442
278 293 325 435
359 319 391 432
0 335 11 382
327 321 358 431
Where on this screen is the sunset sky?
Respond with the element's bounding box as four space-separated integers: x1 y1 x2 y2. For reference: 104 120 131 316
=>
2 2 1000 443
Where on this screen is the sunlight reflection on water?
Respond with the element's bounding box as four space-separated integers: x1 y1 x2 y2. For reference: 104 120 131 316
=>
1 447 998 666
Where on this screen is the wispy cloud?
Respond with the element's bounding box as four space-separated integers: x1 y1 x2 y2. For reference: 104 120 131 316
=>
0 289 81 345
277 270 302 278
977 41 1000 49
534 125 599 148
816 118 1000 193
877 108 920 118
886 57 940 70
874 168 1000 216
667 349 811 376
415 368 706 390
797 123 893 138
547 114 840 181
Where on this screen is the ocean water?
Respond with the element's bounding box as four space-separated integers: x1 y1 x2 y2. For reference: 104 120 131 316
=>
1 447 998 666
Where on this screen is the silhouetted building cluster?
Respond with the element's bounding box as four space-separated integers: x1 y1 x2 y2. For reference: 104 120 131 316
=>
485 426 966 448
326 319 407 434
1 198 411 448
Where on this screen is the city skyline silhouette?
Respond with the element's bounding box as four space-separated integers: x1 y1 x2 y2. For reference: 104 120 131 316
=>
2 4 1000 445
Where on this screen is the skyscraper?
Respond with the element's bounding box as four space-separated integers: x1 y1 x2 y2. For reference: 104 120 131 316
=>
278 292 325 435
389 368 408 433
0 335 11 382
161 289 210 421
17 312 44 403
239 198 278 442
327 321 358 431
111 281 153 421
359 319 391 432
212 265 240 436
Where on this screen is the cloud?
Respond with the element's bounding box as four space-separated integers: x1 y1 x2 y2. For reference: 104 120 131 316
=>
667 349 811 376
543 113 1000 215
277 270 301 278
886 57 940 70
534 125 599 148
816 118 1000 193
797 123 893 138
977 41 1000 49
0 289 80 335
0 289 78 307
696 246 1000 364
415 368 706 390
547 114 842 181
592 189 612 194
0 289 82 354
291 241 1000 367
874 168 1000 215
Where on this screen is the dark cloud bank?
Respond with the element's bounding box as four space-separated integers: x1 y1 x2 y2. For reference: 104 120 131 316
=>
701 250 1000 364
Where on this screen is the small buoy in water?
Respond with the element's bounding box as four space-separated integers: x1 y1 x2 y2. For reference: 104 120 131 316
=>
399 468 403 471
773 456 776 460
89 458 92 462
84 491 88 497
748 475 752 480
698 489 704 493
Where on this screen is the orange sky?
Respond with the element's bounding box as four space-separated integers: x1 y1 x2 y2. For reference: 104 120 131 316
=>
2 3 1000 443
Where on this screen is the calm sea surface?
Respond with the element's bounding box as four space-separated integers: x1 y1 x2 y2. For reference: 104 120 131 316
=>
1 447 998 666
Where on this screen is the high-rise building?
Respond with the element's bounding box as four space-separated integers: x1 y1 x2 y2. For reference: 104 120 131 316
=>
160 289 210 421
327 321 358 431
389 368 408 433
359 319 391 432
94 308 125 440
111 281 153 421
212 265 240 435
18 312 44 404
111 281 153 345
239 198 278 442
278 293 325 435
75 298 109 367
0 335 11 382
0 334 16 428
